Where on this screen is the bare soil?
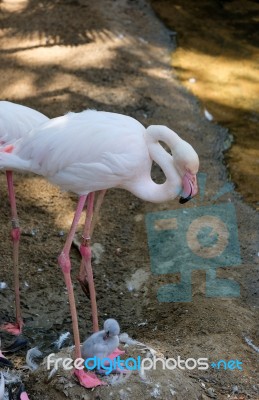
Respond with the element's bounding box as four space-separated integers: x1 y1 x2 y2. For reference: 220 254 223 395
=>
0 1 258 399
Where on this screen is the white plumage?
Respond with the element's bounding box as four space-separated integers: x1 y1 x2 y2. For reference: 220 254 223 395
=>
0 109 199 202
0 101 49 146
0 100 49 336
0 108 199 389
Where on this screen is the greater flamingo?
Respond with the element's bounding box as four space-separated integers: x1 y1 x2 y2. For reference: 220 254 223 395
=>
0 101 49 335
0 109 199 387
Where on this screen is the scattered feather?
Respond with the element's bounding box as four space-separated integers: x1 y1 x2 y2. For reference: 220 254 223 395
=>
107 371 132 386
2 371 21 385
170 387 177 396
119 333 157 357
53 332 70 350
150 383 161 398
244 336 259 353
138 367 151 384
46 368 58 383
26 347 42 371
0 372 5 400
138 321 148 327
0 282 7 290
204 109 213 121
119 333 138 346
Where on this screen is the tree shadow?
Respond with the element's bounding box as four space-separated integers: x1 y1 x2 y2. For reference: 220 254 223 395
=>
0 0 113 46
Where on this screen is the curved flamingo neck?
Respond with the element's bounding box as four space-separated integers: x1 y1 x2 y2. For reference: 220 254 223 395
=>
127 125 183 203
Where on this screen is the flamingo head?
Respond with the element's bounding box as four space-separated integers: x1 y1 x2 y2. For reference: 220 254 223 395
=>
179 171 198 204
173 140 199 204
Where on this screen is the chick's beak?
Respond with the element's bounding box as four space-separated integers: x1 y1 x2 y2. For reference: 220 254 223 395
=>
179 172 198 204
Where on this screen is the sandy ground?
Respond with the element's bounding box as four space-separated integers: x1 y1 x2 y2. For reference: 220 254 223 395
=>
0 0 258 399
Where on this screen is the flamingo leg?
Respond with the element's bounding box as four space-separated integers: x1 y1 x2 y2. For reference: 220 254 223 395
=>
0 171 22 335
57 195 103 388
79 193 99 333
77 190 106 332
78 192 124 359
90 189 107 237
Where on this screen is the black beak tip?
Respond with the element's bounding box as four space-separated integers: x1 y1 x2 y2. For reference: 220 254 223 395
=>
179 196 192 204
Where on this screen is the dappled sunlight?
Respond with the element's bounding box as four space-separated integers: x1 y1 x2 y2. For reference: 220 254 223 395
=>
2 75 36 99
16 43 113 68
15 176 85 230
173 49 258 117
1 0 29 13
0 0 172 111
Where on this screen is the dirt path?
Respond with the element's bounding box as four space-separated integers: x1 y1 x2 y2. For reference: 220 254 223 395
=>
0 1 258 399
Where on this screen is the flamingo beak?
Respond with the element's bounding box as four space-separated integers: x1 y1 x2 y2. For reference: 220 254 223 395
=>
179 172 198 204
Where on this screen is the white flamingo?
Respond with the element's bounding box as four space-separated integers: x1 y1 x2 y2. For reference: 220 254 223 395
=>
0 101 49 335
0 109 199 388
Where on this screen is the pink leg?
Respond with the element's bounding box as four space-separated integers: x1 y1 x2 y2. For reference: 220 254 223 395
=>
108 348 125 359
80 193 99 332
78 190 106 332
90 189 106 237
1 171 22 335
57 195 104 388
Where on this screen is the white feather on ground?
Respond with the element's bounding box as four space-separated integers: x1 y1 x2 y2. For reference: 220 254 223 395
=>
119 333 157 357
244 336 259 353
1 371 21 385
47 368 58 382
107 371 132 386
0 373 5 400
26 347 42 371
204 109 213 121
53 332 71 350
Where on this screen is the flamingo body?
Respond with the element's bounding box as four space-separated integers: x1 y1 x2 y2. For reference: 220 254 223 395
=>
0 101 49 336
0 109 199 202
0 101 49 145
0 108 199 388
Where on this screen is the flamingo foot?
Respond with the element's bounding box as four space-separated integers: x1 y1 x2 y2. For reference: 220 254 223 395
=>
16 383 30 400
74 369 106 388
108 348 125 360
0 322 23 336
